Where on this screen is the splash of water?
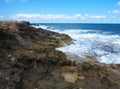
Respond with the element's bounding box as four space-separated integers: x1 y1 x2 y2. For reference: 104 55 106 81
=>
34 24 120 64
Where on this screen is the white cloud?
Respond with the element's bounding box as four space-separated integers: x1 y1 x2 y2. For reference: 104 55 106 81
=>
0 16 4 18
85 14 106 19
117 1 120 5
11 13 106 21
108 9 120 14
88 15 106 19
11 13 85 20
112 9 120 14
72 14 85 19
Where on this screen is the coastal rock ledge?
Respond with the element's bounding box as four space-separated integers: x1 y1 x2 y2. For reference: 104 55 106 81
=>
0 20 120 89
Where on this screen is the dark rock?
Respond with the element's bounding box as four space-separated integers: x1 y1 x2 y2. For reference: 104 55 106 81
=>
0 20 120 89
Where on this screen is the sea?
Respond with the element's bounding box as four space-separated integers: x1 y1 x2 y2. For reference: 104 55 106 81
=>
33 23 120 64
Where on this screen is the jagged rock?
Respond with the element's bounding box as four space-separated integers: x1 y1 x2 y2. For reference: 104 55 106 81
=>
0 20 120 89
0 20 30 32
0 20 72 89
0 20 72 48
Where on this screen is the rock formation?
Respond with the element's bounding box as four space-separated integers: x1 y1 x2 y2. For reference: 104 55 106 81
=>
0 20 120 89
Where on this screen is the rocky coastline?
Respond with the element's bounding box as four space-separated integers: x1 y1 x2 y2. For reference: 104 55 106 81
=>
0 20 120 89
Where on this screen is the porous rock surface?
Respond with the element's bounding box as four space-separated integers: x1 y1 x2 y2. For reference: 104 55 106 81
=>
0 20 120 89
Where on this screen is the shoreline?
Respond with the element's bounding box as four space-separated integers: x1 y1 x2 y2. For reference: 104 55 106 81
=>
0 20 120 89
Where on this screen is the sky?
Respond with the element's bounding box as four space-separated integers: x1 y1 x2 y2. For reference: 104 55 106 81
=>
0 0 120 23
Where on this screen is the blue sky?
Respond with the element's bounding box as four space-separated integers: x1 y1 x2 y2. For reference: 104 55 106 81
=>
0 0 120 23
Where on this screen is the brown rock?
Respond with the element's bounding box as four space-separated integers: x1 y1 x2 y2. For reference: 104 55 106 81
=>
0 20 120 89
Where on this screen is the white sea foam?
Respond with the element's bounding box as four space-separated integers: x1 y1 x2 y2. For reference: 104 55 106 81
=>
32 25 48 29
55 29 120 64
34 24 120 64
39 25 48 29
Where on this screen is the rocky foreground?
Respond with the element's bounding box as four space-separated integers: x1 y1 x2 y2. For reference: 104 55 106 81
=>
0 20 120 89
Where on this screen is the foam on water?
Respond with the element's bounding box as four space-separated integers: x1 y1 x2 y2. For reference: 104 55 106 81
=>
36 25 120 64
32 25 48 29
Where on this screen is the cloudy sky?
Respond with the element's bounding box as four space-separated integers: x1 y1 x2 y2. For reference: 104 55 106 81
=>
0 0 120 23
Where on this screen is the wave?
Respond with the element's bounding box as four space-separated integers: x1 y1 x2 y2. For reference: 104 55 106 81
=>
34 24 120 64
31 25 48 29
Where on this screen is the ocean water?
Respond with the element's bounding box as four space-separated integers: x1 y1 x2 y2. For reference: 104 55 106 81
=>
33 23 120 64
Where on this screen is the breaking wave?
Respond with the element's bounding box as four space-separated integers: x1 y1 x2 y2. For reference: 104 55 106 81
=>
36 24 120 64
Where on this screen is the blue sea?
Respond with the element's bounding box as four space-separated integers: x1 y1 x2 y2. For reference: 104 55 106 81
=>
33 23 120 64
